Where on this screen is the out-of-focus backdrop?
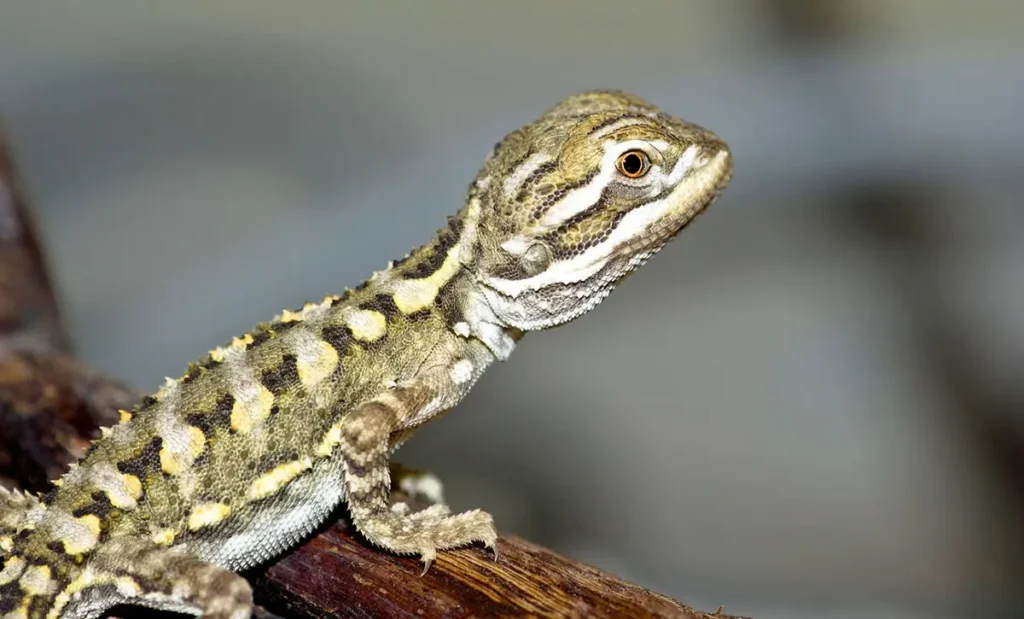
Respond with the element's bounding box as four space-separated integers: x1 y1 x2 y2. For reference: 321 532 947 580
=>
1 3 1022 617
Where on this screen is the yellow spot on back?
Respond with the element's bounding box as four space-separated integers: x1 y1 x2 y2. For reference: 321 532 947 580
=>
189 427 206 457
118 409 132 423
297 340 340 388
0 535 12 552
77 514 101 538
230 385 276 433
62 539 94 555
151 528 176 546
62 516 99 554
19 564 53 596
246 457 313 501
86 466 141 510
159 446 179 475
122 474 143 500
393 282 439 315
159 426 206 475
317 423 342 457
347 309 387 342
230 399 251 434
187 503 232 531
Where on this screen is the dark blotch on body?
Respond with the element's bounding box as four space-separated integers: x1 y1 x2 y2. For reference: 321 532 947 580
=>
260 355 300 395
138 395 158 410
186 393 234 437
322 325 357 357
358 294 401 322
115 437 164 479
406 308 433 322
0 583 22 615
71 491 115 520
182 364 202 384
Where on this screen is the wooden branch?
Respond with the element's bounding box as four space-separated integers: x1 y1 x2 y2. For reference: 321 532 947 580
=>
252 507 725 618
0 130 748 619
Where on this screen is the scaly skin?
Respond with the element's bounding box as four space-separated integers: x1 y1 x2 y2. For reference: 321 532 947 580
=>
0 90 732 619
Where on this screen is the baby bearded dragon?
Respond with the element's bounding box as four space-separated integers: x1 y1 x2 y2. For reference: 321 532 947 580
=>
0 90 732 619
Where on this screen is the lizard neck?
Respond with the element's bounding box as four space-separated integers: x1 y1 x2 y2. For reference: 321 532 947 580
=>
437 269 521 362
353 192 520 362
430 198 521 362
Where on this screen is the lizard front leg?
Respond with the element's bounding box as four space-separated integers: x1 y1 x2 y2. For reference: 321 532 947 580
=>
338 375 495 573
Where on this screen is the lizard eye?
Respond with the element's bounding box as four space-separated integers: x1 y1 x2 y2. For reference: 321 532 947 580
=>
615 150 650 178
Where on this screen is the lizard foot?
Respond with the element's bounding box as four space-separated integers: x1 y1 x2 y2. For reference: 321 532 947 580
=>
355 506 496 574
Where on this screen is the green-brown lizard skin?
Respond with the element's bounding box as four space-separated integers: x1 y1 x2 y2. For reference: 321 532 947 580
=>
0 90 732 619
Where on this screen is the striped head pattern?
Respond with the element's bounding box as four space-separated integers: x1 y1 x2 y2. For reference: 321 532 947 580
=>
469 90 733 330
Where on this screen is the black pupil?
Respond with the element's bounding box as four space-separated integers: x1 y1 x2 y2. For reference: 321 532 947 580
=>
621 153 643 175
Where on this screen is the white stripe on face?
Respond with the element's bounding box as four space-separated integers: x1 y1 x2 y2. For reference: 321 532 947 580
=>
668 144 700 184
503 152 553 197
485 147 727 298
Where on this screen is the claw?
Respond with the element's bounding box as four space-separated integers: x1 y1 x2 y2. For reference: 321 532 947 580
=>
418 545 436 576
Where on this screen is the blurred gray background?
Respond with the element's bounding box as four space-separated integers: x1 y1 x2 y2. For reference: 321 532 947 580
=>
2 2 1023 618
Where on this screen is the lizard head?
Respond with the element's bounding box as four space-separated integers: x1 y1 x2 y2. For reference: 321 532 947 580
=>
468 90 733 331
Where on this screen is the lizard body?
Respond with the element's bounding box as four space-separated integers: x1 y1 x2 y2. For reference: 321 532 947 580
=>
0 90 732 619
